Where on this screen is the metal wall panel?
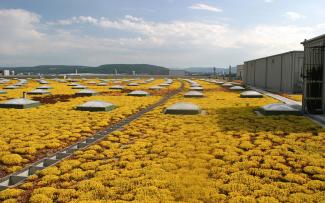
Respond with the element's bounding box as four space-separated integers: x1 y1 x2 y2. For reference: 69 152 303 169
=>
254 58 267 89
266 55 282 92
243 62 248 84
245 61 255 85
292 52 304 93
281 53 293 93
244 51 303 93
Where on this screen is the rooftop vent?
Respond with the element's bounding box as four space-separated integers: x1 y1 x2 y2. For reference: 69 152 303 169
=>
39 80 49 84
109 85 125 90
222 83 233 87
128 90 150 96
97 82 107 86
260 103 302 116
229 86 245 90
75 89 98 96
128 83 139 86
159 83 170 87
36 86 53 90
165 102 201 115
184 91 204 98
3 85 19 89
240 91 263 98
149 86 163 90
68 83 80 86
76 101 116 112
72 85 87 89
190 83 201 87
27 89 51 95
190 87 204 91
0 98 41 109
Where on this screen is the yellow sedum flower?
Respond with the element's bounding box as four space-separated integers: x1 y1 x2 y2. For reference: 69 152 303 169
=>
0 80 324 202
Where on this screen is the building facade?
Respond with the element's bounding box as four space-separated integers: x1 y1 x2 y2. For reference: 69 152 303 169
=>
0 70 10 76
301 34 325 114
243 51 304 93
236 65 244 80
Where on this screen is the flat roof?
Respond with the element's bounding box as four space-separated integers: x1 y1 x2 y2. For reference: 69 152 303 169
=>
244 51 303 63
301 34 325 44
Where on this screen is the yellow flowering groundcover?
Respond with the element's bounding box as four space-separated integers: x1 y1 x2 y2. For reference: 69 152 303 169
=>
1 80 324 202
0 79 178 177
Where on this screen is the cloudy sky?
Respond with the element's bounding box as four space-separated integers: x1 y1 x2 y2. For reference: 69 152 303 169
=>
0 0 324 68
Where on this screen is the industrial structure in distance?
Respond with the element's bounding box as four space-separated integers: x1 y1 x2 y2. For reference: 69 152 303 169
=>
241 34 325 115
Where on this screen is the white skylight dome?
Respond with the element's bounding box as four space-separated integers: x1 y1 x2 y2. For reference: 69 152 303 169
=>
165 102 201 115
184 91 204 98
128 90 150 96
240 91 263 98
76 100 116 111
0 98 41 109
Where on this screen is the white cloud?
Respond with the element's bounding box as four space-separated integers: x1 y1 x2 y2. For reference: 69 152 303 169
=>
0 9 46 55
51 14 315 52
265 0 274 3
189 3 222 12
0 9 323 67
53 16 98 25
239 25 312 57
51 15 235 48
285 11 306 21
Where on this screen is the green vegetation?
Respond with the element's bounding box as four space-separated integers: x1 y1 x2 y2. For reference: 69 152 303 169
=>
0 64 169 75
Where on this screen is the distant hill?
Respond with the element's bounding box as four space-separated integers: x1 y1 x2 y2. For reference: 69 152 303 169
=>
0 64 169 75
185 67 237 74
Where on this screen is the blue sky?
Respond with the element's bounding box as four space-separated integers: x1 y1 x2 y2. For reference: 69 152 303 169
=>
0 0 324 68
